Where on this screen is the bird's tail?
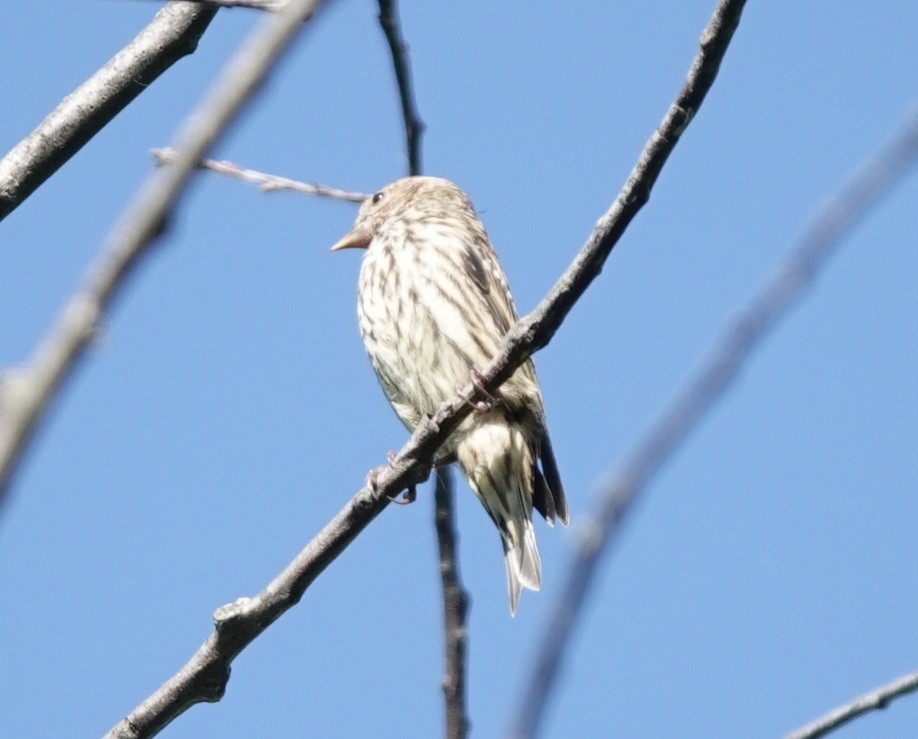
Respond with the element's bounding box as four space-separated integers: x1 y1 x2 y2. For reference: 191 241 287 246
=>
456 419 541 615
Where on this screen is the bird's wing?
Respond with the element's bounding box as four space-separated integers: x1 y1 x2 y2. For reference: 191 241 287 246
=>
459 237 518 334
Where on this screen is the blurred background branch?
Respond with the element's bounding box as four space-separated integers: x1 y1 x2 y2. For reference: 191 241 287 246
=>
165 0 284 9
511 106 918 739
0 0 327 511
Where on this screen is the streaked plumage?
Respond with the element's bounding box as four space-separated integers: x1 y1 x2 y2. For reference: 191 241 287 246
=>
331 176 567 614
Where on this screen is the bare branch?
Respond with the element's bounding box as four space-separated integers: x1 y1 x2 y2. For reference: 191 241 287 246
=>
434 468 471 739
510 108 918 738
0 0 330 508
151 147 369 201
786 671 918 739
161 0 283 8
378 0 424 176
105 0 747 734
0 3 217 223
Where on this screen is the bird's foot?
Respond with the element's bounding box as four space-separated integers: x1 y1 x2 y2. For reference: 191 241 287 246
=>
456 382 491 413
366 453 417 506
365 463 387 492
467 367 500 414
423 413 440 433
365 452 397 492
389 486 417 505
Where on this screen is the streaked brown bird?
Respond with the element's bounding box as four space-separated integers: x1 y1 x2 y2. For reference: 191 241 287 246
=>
331 176 568 614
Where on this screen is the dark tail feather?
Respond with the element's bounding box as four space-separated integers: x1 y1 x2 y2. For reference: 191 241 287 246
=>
533 466 557 525
534 431 568 526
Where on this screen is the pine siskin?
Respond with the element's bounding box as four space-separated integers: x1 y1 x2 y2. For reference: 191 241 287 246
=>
331 176 568 614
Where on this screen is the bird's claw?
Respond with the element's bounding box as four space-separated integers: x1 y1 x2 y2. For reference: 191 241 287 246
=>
365 463 388 493
388 485 417 505
467 367 499 414
366 451 398 491
367 453 417 506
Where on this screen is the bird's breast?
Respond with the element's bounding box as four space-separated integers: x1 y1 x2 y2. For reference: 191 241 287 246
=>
356 226 541 426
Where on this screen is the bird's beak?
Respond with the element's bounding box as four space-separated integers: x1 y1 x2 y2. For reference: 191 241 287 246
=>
329 227 372 252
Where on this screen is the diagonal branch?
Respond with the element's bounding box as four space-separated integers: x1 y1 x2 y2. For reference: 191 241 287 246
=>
785 670 918 739
151 147 369 201
106 0 747 735
0 2 218 223
510 108 918 739
0 0 330 513
378 0 424 176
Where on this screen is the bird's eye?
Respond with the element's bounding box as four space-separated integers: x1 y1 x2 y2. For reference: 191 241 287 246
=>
372 191 385 205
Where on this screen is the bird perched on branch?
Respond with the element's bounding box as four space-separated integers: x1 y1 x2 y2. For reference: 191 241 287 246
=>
331 176 568 614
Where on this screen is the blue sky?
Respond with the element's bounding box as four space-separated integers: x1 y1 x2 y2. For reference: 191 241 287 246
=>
1 1 917 737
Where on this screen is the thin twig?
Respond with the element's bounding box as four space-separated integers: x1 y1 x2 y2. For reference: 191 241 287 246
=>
0 2 218 223
378 0 424 176
0 0 329 515
151 147 369 201
434 468 471 739
785 670 918 739
375 2 469 732
510 107 918 739
104 0 747 735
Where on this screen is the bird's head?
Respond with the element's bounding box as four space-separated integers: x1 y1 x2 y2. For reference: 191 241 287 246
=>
330 176 471 252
